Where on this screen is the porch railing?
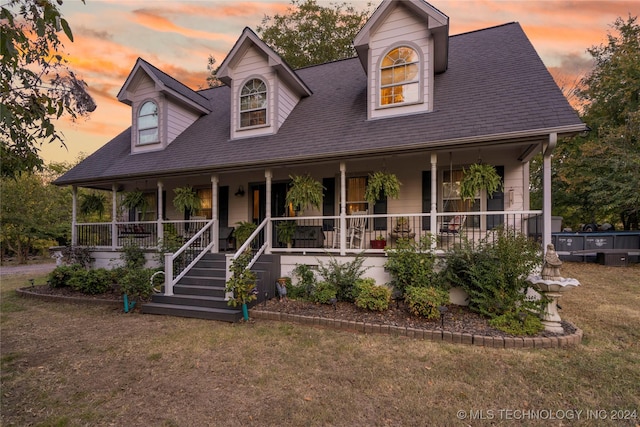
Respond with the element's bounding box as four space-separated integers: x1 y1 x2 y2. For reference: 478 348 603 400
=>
163 219 216 296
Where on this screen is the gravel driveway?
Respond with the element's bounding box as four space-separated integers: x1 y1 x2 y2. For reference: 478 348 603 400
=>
0 262 57 277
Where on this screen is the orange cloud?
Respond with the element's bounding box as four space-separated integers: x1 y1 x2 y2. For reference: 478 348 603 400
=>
131 9 238 44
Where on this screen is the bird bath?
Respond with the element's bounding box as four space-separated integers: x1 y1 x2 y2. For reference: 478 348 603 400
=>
526 276 580 333
527 243 580 333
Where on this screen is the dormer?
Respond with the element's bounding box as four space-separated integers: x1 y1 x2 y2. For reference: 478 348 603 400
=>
354 0 449 120
217 28 312 140
117 58 211 154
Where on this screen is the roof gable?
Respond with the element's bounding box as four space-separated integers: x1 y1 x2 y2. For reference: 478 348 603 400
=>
217 27 312 97
354 0 449 73
117 58 211 113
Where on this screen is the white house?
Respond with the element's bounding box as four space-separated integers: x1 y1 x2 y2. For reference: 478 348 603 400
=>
55 0 585 320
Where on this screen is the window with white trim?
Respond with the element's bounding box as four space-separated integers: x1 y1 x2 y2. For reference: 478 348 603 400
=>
240 79 267 128
137 101 159 144
380 46 420 106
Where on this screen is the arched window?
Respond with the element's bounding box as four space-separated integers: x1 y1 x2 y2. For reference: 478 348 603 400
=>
240 78 267 128
380 46 420 106
138 101 158 144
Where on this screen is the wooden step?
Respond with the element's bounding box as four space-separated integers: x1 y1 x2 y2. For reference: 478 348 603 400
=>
141 302 242 322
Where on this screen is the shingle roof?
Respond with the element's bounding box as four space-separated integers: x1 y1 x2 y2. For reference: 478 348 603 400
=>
56 23 584 186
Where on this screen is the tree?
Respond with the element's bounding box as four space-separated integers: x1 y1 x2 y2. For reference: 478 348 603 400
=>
1 0 96 178
256 0 373 69
552 16 640 230
204 55 223 88
0 164 73 263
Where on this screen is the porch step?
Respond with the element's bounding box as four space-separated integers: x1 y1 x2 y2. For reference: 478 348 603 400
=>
141 302 242 322
148 293 231 310
172 284 225 297
178 275 227 286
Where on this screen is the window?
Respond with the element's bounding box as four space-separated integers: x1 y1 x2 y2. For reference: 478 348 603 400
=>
194 188 212 219
380 46 420 106
240 79 267 128
443 169 479 227
347 176 368 214
138 101 159 144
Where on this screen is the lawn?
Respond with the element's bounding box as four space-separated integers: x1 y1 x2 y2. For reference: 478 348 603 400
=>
1 262 639 426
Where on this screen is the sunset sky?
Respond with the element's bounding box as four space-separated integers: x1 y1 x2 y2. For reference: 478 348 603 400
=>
40 0 640 164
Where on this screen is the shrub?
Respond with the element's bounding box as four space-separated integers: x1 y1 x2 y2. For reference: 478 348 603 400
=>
61 246 93 268
404 286 449 320
312 281 337 304
316 253 369 302
121 241 145 269
355 281 391 312
291 264 316 300
48 264 82 288
119 268 156 299
353 277 376 300
67 268 113 295
384 236 442 295
225 252 257 307
442 227 542 318
489 310 544 336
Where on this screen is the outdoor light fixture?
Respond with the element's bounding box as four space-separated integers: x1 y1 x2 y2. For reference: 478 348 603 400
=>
29 278 34 287
234 185 245 197
264 292 268 308
330 297 337 311
438 305 448 330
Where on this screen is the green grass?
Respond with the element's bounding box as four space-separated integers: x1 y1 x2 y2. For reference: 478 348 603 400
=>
1 263 639 426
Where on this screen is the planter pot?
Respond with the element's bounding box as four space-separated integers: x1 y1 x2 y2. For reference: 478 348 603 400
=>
370 240 386 249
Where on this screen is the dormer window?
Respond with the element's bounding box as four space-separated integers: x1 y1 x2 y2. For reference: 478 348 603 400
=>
380 46 420 106
240 78 267 128
138 101 159 144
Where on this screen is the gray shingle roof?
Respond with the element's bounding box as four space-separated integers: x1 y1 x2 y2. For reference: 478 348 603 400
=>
56 23 584 186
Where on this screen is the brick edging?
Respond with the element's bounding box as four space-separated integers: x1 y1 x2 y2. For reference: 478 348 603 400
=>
16 287 123 309
250 309 583 348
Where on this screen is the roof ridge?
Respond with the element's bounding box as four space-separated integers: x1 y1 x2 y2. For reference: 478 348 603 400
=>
137 57 209 103
451 22 518 38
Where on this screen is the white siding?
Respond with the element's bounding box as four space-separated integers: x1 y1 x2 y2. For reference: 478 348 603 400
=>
167 102 200 144
277 81 298 129
367 4 433 120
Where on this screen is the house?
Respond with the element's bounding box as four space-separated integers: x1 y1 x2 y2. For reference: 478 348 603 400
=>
54 0 586 320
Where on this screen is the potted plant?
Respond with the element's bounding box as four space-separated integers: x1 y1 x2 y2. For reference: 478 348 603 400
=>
173 186 201 218
79 192 107 220
370 234 387 249
364 171 402 205
225 252 258 321
121 190 149 219
285 174 325 214
459 163 502 202
389 217 415 241
234 221 257 248
276 220 297 248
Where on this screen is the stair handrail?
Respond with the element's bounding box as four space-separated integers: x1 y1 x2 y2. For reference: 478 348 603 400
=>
232 217 269 270
164 218 216 296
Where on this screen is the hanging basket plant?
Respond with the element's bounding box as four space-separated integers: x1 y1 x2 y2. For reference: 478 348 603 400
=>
459 163 502 201
173 186 201 215
121 190 149 217
364 171 402 205
285 174 325 214
79 192 107 219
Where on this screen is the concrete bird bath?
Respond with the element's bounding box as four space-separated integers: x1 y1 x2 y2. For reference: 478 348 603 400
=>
526 244 580 333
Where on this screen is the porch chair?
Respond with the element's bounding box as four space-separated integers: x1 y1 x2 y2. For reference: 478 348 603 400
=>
439 214 466 234
348 211 367 249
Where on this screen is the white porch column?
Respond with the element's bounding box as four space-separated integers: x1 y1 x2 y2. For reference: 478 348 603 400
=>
211 175 219 253
340 162 347 256
157 181 164 246
542 133 557 250
71 185 78 246
430 153 438 250
265 169 272 254
111 184 118 250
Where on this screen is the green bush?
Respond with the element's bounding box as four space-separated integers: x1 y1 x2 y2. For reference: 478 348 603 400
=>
355 281 391 312
384 236 442 295
48 264 82 288
442 227 542 318
312 281 337 304
291 264 316 300
353 277 376 300
119 268 155 299
404 286 449 320
67 268 113 295
489 311 544 336
316 253 369 302
225 252 257 307
121 241 146 269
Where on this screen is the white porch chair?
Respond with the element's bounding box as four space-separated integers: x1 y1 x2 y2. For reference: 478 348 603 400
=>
331 211 367 249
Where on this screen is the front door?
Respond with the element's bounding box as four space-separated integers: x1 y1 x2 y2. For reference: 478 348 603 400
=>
250 182 289 224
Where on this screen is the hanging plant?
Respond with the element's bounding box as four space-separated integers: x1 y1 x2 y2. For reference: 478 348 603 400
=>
79 192 107 219
364 171 402 205
173 186 201 215
121 190 149 217
285 174 325 214
459 163 503 201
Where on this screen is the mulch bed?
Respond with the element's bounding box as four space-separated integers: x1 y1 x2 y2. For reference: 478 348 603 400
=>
255 298 577 338
21 285 576 338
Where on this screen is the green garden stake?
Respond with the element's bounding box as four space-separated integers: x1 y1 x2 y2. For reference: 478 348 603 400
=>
123 294 136 313
242 303 249 321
